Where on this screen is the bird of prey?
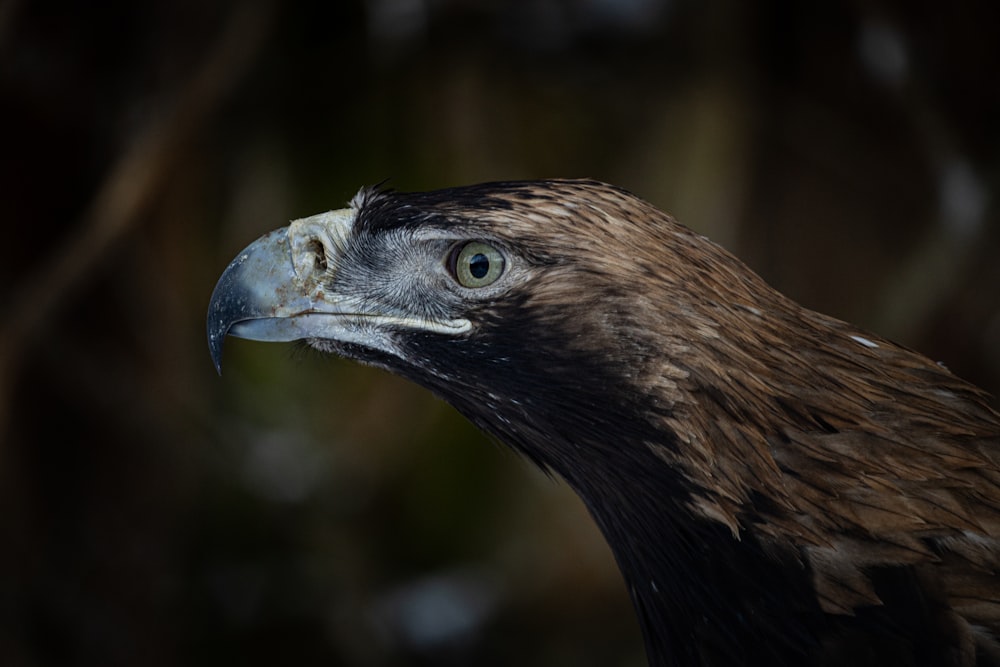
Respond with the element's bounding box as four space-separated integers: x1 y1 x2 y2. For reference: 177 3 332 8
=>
208 179 1000 666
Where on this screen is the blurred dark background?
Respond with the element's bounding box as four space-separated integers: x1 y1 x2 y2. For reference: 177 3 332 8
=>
2 1 998 665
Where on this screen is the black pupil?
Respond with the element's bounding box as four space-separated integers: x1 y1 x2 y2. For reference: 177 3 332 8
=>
469 253 490 279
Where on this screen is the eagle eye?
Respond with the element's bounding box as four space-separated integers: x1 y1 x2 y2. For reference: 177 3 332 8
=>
450 241 505 288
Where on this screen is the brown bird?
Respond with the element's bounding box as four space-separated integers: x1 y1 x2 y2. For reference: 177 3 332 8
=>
208 179 1000 666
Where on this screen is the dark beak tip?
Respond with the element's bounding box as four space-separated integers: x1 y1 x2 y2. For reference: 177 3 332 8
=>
207 282 235 377
208 320 227 376
210 346 224 376
207 248 250 377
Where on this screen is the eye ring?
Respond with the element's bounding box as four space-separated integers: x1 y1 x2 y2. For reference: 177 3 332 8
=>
449 241 505 288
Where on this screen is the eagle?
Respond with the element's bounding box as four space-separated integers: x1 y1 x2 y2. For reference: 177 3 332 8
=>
208 179 1000 666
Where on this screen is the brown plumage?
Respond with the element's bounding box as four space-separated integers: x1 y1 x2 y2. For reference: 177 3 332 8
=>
208 179 1000 666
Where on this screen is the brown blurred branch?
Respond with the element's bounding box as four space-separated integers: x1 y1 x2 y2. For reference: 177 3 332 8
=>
0 2 273 443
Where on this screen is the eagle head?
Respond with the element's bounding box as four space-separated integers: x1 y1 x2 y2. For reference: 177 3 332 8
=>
208 179 1000 666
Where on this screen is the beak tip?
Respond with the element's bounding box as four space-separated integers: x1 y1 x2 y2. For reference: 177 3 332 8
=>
206 224 301 375
208 322 226 376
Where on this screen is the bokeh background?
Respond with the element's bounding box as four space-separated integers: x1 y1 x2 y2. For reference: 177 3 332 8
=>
2 1 999 665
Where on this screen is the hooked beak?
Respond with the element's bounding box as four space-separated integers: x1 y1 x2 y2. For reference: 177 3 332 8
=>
207 210 354 374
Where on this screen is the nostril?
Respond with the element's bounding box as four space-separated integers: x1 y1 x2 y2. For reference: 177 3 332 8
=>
287 208 354 281
307 238 328 272
288 221 332 281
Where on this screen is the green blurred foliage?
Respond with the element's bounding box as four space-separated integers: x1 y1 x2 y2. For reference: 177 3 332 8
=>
1 1 998 665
